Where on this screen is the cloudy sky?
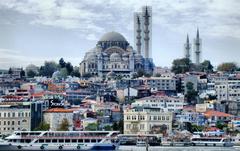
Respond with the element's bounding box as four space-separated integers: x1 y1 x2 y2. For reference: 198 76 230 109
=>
0 0 240 69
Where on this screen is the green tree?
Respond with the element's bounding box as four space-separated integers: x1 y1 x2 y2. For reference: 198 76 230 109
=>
217 62 238 72
20 69 25 78
27 70 37 78
71 66 80 77
82 73 92 78
34 122 50 131
104 125 112 131
171 58 192 74
185 82 198 105
57 118 69 131
112 120 123 134
39 61 58 77
59 68 68 79
8 68 13 74
59 58 66 68
65 62 73 75
85 123 98 131
200 60 214 73
191 124 204 132
216 121 228 130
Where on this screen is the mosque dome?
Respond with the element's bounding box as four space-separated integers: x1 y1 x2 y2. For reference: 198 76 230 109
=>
110 53 121 62
99 31 127 42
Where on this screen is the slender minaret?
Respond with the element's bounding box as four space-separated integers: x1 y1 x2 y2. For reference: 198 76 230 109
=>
194 28 202 65
143 6 150 58
136 15 142 54
184 34 191 59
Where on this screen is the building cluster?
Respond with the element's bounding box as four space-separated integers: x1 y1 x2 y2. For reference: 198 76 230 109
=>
0 5 240 139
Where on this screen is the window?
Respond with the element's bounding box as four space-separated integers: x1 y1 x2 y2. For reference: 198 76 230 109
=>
12 121 14 125
8 121 10 125
8 113 10 117
18 121 20 125
12 113 15 117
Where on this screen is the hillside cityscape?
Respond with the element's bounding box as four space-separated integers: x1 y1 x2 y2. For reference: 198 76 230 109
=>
0 1 240 151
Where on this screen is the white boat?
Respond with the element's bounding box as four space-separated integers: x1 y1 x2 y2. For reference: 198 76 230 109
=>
191 136 233 147
0 131 119 150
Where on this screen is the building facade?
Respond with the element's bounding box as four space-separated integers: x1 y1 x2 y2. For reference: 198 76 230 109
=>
124 107 173 135
0 102 31 135
132 95 185 112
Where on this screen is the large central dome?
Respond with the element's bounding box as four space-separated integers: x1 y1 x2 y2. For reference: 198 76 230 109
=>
99 31 127 42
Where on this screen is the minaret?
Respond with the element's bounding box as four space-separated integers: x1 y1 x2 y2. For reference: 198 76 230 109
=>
136 15 142 55
184 34 191 59
194 28 202 65
143 6 150 58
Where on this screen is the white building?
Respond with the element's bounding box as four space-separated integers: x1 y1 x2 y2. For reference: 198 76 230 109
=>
215 77 240 101
124 107 173 135
139 76 176 92
43 108 78 131
132 95 185 112
0 102 31 135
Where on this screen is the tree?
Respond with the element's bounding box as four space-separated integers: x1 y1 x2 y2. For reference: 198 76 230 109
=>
34 121 50 131
216 121 228 130
20 69 25 78
8 68 13 74
57 118 69 131
59 68 68 79
39 61 58 77
171 58 192 74
200 60 214 73
185 82 198 105
27 70 37 78
59 58 66 68
112 120 123 133
217 62 238 72
65 62 73 75
71 66 80 77
85 123 98 131
104 125 112 131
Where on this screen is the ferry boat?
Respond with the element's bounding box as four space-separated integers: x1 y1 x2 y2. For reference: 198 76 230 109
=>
0 131 119 150
191 136 233 147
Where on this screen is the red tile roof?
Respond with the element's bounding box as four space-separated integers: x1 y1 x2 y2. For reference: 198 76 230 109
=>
204 110 233 117
44 107 79 113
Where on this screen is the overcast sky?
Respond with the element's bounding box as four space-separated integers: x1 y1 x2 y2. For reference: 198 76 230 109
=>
0 0 240 69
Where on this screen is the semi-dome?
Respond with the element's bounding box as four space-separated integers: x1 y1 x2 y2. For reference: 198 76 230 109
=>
99 31 127 42
110 53 121 62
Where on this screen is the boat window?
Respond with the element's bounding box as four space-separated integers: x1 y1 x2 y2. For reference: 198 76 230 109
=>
78 139 83 143
59 139 64 143
72 139 77 143
91 139 96 143
97 139 101 142
46 139 51 143
65 139 70 143
85 139 90 143
26 139 31 143
52 139 57 143
39 139 44 143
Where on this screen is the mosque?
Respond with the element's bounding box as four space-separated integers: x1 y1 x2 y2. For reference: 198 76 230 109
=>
79 6 154 79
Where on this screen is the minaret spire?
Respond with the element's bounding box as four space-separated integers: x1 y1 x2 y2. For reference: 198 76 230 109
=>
184 34 191 59
136 15 142 55
143 6 150 58
194 28 201 65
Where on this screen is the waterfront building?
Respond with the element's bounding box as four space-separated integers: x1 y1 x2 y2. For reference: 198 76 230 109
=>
124 107 173 135
0 102 31 135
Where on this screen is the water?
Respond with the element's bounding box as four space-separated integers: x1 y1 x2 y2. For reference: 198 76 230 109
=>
119 146 240 151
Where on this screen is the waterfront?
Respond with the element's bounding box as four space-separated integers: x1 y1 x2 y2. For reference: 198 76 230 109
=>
119 146 240 151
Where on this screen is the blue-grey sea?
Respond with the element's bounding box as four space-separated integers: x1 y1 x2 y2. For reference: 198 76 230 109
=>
119 146 240 151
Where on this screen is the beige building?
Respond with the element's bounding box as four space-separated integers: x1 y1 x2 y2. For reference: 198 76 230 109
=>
43 108 78 131
0 102 31 135
124 107 173 135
